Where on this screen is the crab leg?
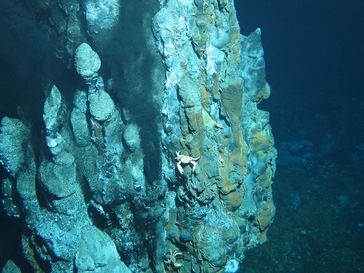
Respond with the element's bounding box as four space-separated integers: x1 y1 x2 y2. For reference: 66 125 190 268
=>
191 161 197 172
177 162 184 174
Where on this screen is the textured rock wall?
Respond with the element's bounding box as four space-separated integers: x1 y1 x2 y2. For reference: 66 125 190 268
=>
0 0 276 272
153 1 276 272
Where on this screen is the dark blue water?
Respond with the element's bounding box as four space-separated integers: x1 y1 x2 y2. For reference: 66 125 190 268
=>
236 1 364 272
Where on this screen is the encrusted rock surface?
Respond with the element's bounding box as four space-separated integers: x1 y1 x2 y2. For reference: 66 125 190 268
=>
0 1 276 272
1 260 21 273
74 43 101 81
0 117 30 177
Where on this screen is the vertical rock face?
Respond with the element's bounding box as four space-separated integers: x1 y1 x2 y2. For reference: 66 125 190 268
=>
153 1 276 272
0 1 276 273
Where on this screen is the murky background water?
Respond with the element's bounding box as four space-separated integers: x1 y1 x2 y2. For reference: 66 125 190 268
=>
236 1 364 272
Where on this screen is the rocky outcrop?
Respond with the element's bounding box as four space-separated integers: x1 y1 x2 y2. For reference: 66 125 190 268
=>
153 1 276 272
1 260 21 273
0 1 276 273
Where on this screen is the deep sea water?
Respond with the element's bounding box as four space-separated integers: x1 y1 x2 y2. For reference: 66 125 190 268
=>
236 0 364 272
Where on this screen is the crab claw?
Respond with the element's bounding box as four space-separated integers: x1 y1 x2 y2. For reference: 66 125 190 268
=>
177 163 184 174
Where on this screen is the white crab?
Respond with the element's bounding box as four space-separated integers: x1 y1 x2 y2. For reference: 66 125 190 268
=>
175 151 200 174
164 249 183 269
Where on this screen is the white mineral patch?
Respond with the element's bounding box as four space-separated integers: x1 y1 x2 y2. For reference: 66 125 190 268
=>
85 0 120 31
206 44 225 75
43 85 62 131
46 133 63 148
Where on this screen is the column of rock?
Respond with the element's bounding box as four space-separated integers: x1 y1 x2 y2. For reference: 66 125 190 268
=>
73 42 151 271
153 1 276 272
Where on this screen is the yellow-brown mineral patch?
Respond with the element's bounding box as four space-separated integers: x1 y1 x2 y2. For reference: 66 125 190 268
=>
221 187 244 211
